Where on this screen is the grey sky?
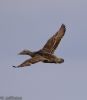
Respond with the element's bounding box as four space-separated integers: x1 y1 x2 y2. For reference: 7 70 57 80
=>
0 0 87 100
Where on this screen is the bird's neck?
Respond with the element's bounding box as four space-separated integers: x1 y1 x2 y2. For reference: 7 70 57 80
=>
24 51 34 57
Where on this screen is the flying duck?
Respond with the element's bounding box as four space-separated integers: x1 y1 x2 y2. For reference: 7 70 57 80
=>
13 24 66 68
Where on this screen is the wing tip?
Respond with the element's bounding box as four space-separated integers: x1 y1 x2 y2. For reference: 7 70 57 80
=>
61 24 66 32
12 66 19 68
61 24 65 28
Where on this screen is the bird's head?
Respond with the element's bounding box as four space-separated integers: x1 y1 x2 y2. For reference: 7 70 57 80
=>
18 49 31 55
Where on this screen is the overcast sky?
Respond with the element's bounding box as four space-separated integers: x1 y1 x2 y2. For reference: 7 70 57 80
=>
0 0 87 100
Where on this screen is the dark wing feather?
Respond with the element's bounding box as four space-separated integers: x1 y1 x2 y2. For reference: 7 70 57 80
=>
13 55 46 68
42 24 66 54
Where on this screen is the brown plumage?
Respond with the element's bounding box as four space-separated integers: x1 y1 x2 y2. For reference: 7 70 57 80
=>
13 24 66 68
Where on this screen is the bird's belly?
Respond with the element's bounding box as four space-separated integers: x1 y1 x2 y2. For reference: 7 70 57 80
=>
43 60 56 63
39 53 58 63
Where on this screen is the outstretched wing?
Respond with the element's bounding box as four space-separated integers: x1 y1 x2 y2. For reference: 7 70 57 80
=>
13 55 46 68
42 24 66 54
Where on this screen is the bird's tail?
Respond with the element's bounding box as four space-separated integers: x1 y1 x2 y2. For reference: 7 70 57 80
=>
18 49 34 57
